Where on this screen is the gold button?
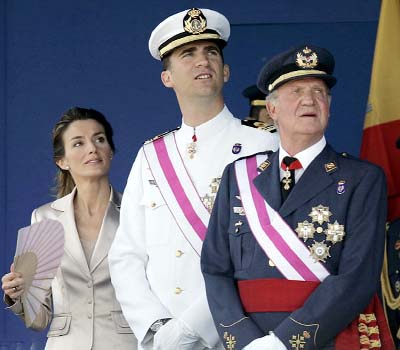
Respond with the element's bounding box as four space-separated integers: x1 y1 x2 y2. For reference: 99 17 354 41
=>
174 287 183 294
176 250 184 257
268 259 275 267
150 202 156 208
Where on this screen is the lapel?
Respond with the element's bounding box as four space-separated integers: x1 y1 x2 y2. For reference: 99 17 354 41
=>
253 145 339 218
279 145 338 218
253 151 282 212
89 187 121 273
51 188 91 279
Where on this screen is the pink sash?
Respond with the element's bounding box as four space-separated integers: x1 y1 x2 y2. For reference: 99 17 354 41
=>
234 155 329 282
143 133 210 256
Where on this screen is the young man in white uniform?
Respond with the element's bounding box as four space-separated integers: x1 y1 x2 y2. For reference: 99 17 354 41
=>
108 8 279 350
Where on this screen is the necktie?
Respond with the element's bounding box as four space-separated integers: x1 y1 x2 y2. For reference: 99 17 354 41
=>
280 156 302 202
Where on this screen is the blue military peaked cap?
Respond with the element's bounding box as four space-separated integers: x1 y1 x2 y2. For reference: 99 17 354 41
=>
242 85 266 106
257 44 337 95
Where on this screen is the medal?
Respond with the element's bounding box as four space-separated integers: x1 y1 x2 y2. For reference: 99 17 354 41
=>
233 206 245 216
309 241 331 263
282 170 292 190
201 193 215 212
210 177 221 194
295 221 315 241
325 220 345 243
308 205 332 225
187 127 197 159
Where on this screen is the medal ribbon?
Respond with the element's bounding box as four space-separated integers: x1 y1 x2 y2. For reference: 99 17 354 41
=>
143 133 209 256
235 155 329 282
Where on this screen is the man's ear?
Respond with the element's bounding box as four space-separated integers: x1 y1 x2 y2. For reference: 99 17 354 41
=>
161 70 173 88
266 100 277 122
223 64 230 83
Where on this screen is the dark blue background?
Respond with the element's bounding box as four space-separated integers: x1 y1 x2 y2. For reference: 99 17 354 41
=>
0 1 380 348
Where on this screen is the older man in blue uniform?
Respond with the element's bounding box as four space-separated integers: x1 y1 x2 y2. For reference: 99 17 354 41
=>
201 45 393 350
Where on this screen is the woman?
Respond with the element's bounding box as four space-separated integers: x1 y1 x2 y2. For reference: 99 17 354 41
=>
1 107 137 350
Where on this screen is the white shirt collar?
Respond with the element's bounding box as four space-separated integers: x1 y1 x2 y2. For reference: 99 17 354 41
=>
178 105 232 141
279 136 326 180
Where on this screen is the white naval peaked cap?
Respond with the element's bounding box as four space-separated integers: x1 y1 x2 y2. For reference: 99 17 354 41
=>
148 8 230 60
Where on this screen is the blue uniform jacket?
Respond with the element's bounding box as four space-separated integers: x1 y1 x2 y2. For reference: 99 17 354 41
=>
201 144 387 350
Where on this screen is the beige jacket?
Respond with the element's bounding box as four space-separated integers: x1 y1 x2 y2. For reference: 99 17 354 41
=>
6 187 137 350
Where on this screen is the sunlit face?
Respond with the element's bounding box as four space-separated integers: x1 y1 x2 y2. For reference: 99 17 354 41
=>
57 119 112 183
267 78 331 143
161 40 230 100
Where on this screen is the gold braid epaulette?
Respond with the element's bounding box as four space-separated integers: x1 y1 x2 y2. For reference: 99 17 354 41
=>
143 126 180 145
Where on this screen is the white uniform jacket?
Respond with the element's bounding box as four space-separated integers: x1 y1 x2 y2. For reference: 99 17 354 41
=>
6 187 138 350
108 106 279 349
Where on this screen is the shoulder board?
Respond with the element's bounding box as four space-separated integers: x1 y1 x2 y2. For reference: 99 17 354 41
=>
235 149 273 162
241 119 277 133
143 126 180 145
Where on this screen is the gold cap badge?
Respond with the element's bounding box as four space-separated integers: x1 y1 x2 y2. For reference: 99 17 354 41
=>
183 8 207 35
296 46 319 69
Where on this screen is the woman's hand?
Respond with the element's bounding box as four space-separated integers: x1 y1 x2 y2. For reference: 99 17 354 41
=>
1 264 25 301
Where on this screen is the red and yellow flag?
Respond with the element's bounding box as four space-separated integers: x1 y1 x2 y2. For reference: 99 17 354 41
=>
360 0 400 221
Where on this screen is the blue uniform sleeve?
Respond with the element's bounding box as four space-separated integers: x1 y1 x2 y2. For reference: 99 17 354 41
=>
274 165 387 349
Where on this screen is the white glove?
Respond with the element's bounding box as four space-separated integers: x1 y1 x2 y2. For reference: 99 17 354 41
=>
153 318 203 350
243 333 287 350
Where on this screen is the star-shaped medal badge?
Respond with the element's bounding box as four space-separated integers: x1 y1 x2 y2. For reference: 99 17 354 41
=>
309 241 331 263
295 221 316 242
308 205 332 225
325 220 345 243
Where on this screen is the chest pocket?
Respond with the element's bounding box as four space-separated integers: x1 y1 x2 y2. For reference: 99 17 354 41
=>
228 220 255 270
140 187 171 246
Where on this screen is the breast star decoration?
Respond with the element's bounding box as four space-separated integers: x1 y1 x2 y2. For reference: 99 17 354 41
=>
294 204 346 263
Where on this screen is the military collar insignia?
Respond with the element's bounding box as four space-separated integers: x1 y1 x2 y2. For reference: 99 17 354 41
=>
183 8 207 34
257 160 271 172
324 161 337 173
296 46 318 69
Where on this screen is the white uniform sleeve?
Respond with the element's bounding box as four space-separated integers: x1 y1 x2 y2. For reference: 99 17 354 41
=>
108 148 172 344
